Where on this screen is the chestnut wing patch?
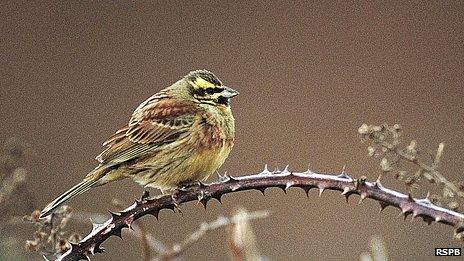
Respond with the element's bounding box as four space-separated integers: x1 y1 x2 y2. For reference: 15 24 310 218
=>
95 99 197 168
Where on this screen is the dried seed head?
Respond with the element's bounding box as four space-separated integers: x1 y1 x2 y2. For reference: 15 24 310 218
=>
380 158 392 172
358 124 369 135
367 146 376 157
459 181 464 192
448 201 459 211
25 240 39 252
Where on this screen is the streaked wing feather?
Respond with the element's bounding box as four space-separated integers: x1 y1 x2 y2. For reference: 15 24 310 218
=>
95 97 197 168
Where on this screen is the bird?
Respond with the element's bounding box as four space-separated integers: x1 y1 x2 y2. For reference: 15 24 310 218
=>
40 70 238 218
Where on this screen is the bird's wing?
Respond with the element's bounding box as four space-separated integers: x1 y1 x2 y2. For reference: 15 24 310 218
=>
95 96 197 168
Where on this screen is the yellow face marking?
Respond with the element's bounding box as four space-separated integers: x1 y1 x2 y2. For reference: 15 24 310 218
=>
192 77 216 89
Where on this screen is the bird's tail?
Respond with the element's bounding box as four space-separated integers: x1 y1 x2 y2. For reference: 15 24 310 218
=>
39 176 101 218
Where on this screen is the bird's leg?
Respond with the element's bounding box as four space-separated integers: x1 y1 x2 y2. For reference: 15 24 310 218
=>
168 181 203 213
140 190 150 201
169 188 184 214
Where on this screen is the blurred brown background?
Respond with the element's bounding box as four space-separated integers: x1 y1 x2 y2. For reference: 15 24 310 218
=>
1 1 463 260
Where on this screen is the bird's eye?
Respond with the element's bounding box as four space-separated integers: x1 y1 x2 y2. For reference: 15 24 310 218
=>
205 88 215 95
196 89 206 96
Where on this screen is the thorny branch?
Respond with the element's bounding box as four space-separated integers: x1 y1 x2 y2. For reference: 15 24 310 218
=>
110 200 268 260
56 168 464 261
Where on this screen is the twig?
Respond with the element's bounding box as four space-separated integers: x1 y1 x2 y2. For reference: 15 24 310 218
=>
359 235 388 261
55 168 464 261
227 208 263 261
137 221 152 261
158 210 268 261
393 144 464 198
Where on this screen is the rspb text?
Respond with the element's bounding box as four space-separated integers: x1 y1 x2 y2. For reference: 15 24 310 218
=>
435 248 461 256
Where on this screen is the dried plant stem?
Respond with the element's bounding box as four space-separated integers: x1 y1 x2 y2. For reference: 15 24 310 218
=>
57 169 464 261
227 208 262 261
136 221 152 261
394 145 464 198
158 210 268 261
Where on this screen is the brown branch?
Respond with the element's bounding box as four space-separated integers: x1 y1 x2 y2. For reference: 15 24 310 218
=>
56 168 464 261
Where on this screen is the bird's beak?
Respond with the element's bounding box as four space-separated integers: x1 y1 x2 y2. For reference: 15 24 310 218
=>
221 86 239 98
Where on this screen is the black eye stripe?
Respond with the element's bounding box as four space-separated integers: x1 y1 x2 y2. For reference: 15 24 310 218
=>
193 86 224 99
205 87 223 94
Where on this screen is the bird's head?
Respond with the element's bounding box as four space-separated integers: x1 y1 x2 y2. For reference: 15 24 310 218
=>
182 70 239 107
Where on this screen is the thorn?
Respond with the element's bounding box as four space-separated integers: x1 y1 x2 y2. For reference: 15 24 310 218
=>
435 216 442 223
91 221 104 233
337 170 352 180
113 228 123 239
282 165 290 174
379 201 389 212
109 211 121 221
358 193 367 204
373 180 384 190
285 182 294 190
255 187 266 196
197 191 211 208
318 187 325 197
418 197 431 205
228 176 239 182
70 242 79 250
341 187 351 195
90 244 98 255
306 163 311 173
399 209 411 221
402 213 408 221
166 204 176 212
341 187 352 203
302 186 311 197
198 181 208 189
200 199 208 209
125 216 135 230
278 185 287 194
344 194 351 203
408 193 414 202
455 225 464 234
260 164 271 175
148 210 159 219
212 194 223 204
423 216 434 225
411 211 418 220
84 253 91 261
218 171 230 182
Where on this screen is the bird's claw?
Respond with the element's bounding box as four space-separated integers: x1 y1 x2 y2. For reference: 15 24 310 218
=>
170 190 183 214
